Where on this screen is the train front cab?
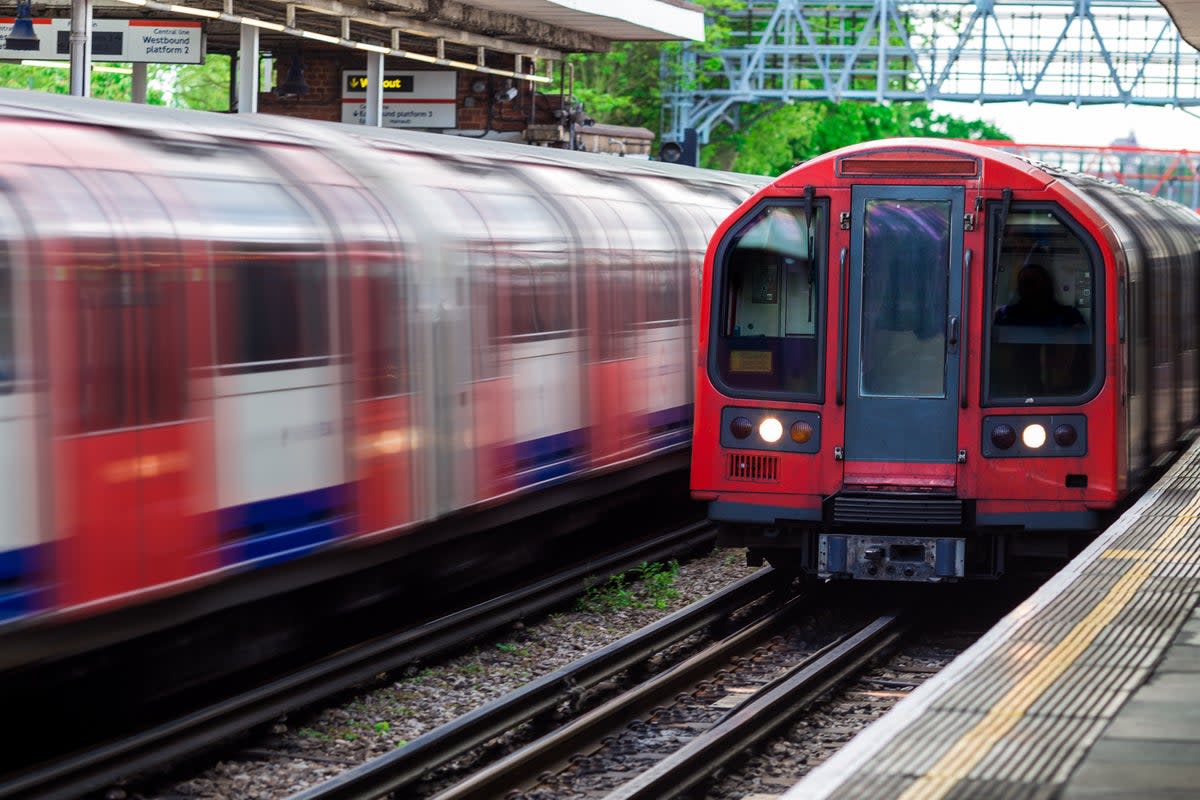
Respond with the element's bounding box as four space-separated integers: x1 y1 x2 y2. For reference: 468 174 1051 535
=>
693 143 1125 581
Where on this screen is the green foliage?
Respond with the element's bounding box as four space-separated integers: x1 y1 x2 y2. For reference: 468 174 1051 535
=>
710 100 1009 175
0 55 230 110
562 0 1009 175
159 54 231 110
298 727 331 740
373 721 391 734
0 62 166 103
640 559 681 609
566 42 662 132
578 560 681 612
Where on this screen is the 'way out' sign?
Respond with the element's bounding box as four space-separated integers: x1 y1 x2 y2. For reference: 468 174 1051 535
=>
341 70 456 129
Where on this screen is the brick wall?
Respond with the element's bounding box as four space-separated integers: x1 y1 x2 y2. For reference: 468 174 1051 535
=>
255 50 559 133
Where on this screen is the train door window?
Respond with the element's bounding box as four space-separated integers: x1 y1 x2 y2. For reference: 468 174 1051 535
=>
583 199 636 360
100 171 188 425
26 166 132 432
713 202 826 399
861 199 951 398
985 205 1100 404
78 265 132 431
319 184 407 397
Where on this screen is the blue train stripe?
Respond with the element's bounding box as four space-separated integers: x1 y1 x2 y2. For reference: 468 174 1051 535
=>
512 429 587 489
644 404 693 432
214 518 347 570
0 543 50 622
216 484 351 570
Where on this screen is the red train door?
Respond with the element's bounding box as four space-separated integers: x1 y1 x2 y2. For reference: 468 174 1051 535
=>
843 186 965 485
349 232 417 534
45 168 213 604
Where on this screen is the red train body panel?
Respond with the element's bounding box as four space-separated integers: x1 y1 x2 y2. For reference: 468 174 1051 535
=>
692 139 1200 580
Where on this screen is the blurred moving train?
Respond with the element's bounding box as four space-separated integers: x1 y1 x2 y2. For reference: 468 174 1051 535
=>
692 139 1200 581
0 89 764 665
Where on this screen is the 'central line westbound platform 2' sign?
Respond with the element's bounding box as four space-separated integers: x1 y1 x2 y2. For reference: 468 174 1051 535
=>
0 18 204 64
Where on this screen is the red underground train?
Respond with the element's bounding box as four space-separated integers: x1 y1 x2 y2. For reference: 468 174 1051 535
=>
691 139 1200 581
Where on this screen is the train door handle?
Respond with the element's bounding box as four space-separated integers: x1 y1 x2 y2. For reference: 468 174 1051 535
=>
947 315 960 351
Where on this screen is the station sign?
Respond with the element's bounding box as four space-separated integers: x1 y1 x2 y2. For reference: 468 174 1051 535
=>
0 18 204 64
341 70 456 129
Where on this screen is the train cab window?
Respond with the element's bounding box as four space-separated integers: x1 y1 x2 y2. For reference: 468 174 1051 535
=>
985 206 1099 403
715 203 825 398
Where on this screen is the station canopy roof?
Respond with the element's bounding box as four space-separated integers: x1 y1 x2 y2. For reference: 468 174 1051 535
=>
23 0 704 80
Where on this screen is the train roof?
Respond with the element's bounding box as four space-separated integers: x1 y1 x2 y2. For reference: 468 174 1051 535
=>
0 88 765 192
763 136 1200 221
771 137 1058 192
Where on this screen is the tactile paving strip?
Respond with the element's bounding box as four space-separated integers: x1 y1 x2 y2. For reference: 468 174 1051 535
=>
785 439 1200 800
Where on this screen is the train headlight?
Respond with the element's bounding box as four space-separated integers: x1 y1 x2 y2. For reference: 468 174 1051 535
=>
1022 423 1047 449
990 424 1016 450
790 420 814 444
1054 424 1078 447
759 417 783 443
730 416 753 440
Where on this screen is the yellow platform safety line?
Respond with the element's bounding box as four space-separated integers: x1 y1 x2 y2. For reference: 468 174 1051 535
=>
899 504 1196 800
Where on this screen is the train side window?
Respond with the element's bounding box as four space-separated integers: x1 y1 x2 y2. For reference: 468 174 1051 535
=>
985 205 1100 403
214 248 330 369
176 178 331 371
714 202 825 399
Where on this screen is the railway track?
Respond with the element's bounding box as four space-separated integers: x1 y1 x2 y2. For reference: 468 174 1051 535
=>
284 590 905 800
0 523 717 800
282 579 1032 800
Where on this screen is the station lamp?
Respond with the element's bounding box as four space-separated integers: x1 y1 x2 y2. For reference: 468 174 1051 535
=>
276 53 310 98
6 1 40 51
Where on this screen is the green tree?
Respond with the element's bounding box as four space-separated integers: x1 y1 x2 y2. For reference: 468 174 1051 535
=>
0 62 165 102
0 55 231 109
711 100 1008 174
563 0 1009 175
157 54 231 111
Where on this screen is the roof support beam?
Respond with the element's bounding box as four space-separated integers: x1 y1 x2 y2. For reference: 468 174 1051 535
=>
278 0 593 57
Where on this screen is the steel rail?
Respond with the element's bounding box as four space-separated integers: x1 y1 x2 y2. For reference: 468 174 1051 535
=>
429 587 809 800
606 613 907 800
0 523 718 800
288 565 787 800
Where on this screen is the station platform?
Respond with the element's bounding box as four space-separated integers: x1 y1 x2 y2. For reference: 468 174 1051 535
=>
786 438 1200 800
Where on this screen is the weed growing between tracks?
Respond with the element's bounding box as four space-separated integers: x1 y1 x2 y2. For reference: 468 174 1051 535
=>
578 560 682 612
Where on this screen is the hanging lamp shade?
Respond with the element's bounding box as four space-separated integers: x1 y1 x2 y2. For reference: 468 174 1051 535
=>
276 55 310 98
6 1 40 51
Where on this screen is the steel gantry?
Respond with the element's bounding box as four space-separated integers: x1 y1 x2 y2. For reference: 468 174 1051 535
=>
664 0 1200 145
